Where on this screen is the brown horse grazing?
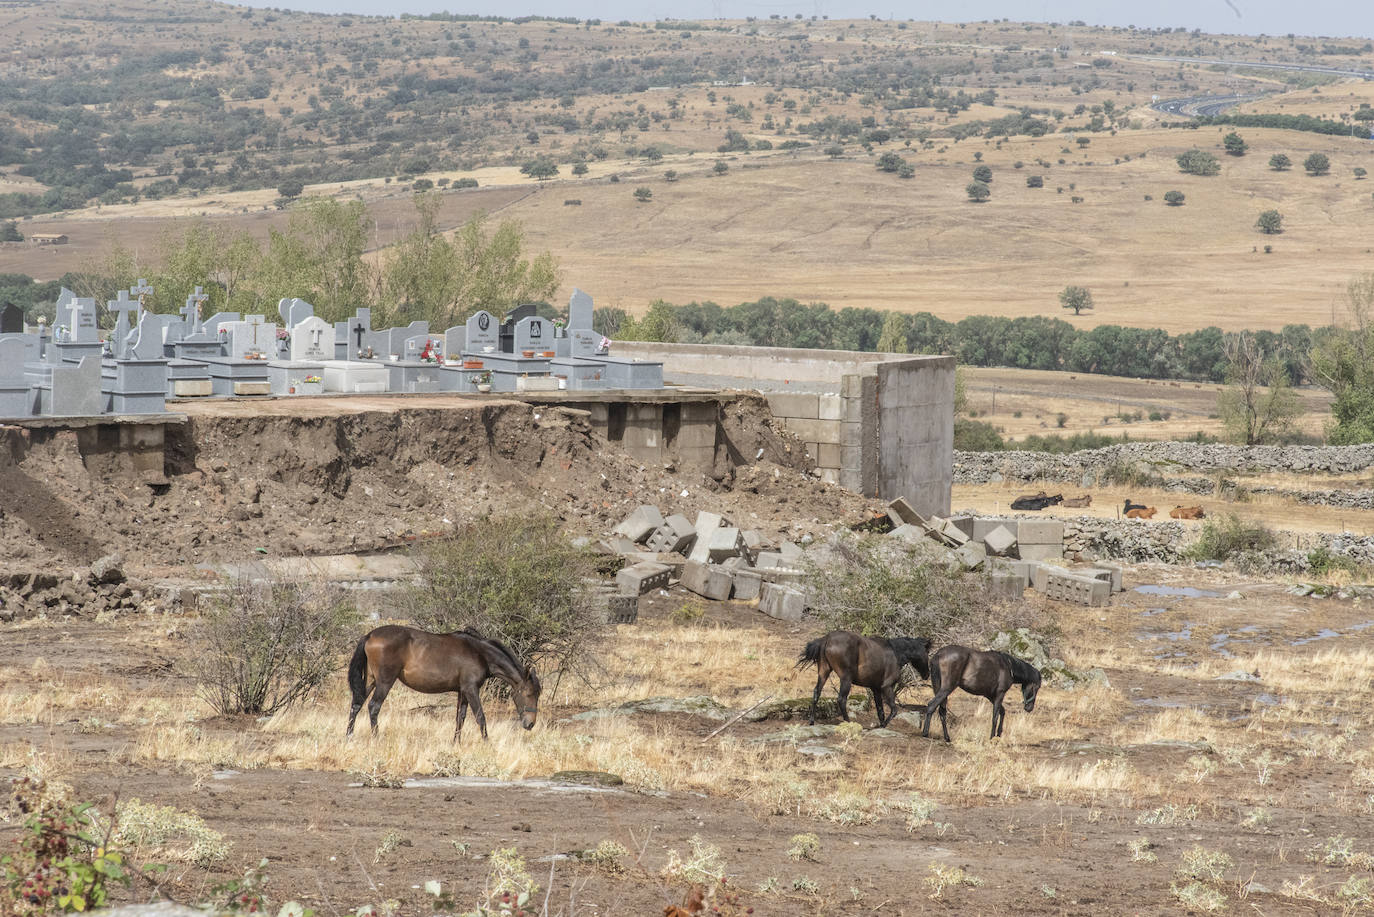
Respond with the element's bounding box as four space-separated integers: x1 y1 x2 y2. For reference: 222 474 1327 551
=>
797 631 931 727
346 626 541 741
921 645 1041 743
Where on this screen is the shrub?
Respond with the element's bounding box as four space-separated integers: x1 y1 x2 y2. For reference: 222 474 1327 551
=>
113 799 231 867
803 533 1014 644
953 418 1005 450
1186 514 1277 561
407 518 601 676
193 578 359 716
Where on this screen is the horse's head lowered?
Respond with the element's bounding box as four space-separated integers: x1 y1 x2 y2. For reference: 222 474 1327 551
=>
513 667 542 730
1020 670 1041 713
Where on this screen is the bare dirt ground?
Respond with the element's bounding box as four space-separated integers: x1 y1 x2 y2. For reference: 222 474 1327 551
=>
4 563 1374 915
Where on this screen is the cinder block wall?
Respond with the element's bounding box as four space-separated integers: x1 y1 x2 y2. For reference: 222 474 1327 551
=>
612 342 954 515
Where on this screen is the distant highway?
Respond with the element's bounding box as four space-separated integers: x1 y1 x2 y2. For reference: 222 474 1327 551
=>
1150 93 1269 117
1132 54 1374 81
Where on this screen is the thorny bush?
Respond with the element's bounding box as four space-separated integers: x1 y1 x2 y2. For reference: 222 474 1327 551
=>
193 577 360 716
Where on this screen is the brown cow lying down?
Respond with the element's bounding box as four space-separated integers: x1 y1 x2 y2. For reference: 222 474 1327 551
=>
1061 495 1092 508
1170 505 1206 519
1125 507 1157 519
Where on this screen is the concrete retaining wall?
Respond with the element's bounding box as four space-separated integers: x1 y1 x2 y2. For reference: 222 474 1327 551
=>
611 343 954 515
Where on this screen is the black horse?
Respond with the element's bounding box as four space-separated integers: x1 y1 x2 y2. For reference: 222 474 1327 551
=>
921 645 1041 742
796 631 931 727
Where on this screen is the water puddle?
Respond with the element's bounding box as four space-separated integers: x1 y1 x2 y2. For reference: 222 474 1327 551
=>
1134 584 1223 598
1254 693 1284 707
1292 629 1341 646
1140 607 1169 617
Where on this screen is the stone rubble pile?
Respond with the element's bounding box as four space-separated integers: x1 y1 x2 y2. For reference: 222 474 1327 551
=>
0 553 149 621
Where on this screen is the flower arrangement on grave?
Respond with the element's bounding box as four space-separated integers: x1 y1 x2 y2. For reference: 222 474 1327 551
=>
358 346 376 360
303 375 323 384
419 339 440 363
474 370 492 385
277 328 290 342
244 350 267 360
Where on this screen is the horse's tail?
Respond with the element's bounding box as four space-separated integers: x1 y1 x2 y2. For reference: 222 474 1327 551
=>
928 649 943 696
347 633 370 705
796 635 826 670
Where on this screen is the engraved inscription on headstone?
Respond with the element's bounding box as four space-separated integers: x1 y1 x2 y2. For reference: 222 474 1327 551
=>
514 316 548 354
290 316 335 362
465 310 498 352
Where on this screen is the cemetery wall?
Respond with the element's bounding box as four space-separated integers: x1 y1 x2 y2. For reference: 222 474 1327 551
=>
611 343 954 515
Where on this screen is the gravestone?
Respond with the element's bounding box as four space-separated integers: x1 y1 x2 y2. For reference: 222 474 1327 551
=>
569 327 602 359
290 316 335 362
568 288 594 331
278 297 315 331
220 316 276 360
337 307 372 359
107 290 140 357
465 310 498 353
500 304 537 353
514 316 551 354
403 334 443 362
443 325 465 359
181 287 210 336
63 295 99 344
45 355 103 416
0 302 22 334
386 321 428 358
0 338 31 417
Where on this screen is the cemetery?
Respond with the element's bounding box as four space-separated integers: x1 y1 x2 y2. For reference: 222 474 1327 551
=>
0 284 664 419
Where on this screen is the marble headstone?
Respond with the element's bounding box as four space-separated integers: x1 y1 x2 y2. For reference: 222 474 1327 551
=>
513 316 551 354
465 310 498 352
290 316 335 362
0 303 22 334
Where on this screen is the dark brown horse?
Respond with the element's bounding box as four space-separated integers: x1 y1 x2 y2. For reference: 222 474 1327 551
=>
797 631 931 727
921 645 1041 742
346 626 541 741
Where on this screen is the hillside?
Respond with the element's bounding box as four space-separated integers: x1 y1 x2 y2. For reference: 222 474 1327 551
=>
1 0 1373 330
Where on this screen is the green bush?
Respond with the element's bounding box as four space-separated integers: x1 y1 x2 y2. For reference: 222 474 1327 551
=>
953 417 1004 450
803 534 1016 644
194 578 359 716
1306 545 1361 577
1186 514 1277 561
407 518 601 674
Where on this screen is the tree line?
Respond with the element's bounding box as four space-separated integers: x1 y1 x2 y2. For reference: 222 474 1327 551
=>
603 297 1320 386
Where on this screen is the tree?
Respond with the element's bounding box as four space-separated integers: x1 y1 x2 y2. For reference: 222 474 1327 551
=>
663 169 678 182
876 151 905 173
1217 332 1301 444
1311 273 1374 443
1176 149 1220 176
1255 209 1283 234
1268 153 1292 171
0 220 21 242
276 179 305 200
1356 167 1368 180
866 129 891 144
1026 175 1044 188
633 186 653 202
824 143 845 159
966 180 991 202
614 299 678 342
1222 132 1248 156
1303 152 1331 176
972 164 993 183
1164 190 1186 206
411 178 434 192
520 157 559 181
875 311 911 353
571 162 589 176
713 160 729 175
1059 285 1093 315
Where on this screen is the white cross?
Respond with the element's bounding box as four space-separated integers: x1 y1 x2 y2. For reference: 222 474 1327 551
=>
131 278 154 304
107 290 139 358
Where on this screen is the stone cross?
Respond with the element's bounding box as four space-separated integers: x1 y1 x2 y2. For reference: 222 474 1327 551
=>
182 286 208 335
107 290 139 358
131 278 154 307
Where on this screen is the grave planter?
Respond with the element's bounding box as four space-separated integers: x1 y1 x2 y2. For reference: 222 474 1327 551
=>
295 380 323 396
541 350 556 358
521 350 535 358
476 383 492 393
463 359 483 369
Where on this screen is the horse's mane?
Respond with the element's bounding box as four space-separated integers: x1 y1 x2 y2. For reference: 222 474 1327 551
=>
998 651 1041 686
455 628 530 679
887 636 932 680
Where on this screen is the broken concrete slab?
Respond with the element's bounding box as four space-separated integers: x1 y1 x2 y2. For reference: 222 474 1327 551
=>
931 517 969 546
1090 562 1124 592
615 561 671 596
1017 543 1064 563
955 541 987 570
983 524 1017 557
682 560 734 601
988 571 1025 600
888 523 926 544
972 516 1017 543
612 505 664 543
688 511 725 562
1017 519 1065 545
1031 564 1071 592
778 541 804 560
759 582 806 621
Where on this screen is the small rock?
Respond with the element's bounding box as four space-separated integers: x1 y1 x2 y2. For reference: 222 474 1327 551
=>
549 770 624 787
89 554 125 586
796 744 839 757
1216 671 1261 683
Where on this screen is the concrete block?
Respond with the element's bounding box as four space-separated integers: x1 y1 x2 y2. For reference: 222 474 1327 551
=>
607 594 639 624
756 567 805 585
983 524 1018 557
989 571 1025 600
1018 543 1064 563
778 541 804 560
706 526 744 561
612 505 664 542
606 536 640 555
818 394 843 421
932 517 970 545
755 551 790 569
1005 560 1039 588
759 582 805 622
688 511 725 562
1044 571 1111 607
721 555 751 572
172 379 213 397
682 560 734 601
955 541 987 570
741 530 764 550
233 381 271 396
732 569 762 601
1017 519 1065 545
972 517 1017 542
815 442 841 469
780 418 842 446
948 515 976 539
887 496 924 528
615 562 671 596
1090 562 1124 592
766 392 820 419
646 514 696 553
1032 564 1072 593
